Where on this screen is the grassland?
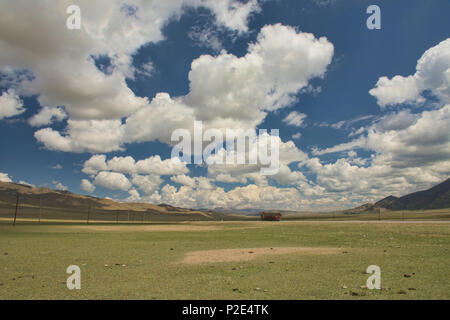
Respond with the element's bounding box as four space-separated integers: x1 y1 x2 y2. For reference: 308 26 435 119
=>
283 208 450 221
0 220 449 299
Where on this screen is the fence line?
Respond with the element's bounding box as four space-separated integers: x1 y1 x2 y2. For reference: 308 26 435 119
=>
0 192 224 224
0 192 159 224
1 193 448 224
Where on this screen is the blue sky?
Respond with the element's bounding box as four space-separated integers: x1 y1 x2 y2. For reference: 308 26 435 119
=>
0 0 449 211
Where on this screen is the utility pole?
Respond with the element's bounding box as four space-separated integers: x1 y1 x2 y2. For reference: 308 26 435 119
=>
13 192 19 226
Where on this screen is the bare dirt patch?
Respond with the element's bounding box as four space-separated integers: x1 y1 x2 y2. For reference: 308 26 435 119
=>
180 247 342 264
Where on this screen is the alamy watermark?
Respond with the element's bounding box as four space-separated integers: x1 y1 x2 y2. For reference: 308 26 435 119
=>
366 265 381 290
66 265 81 290
366 5 381 30
66 5 81 30
171 121 280 175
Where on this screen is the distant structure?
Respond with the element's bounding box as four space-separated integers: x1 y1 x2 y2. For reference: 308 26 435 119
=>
260 210 282 221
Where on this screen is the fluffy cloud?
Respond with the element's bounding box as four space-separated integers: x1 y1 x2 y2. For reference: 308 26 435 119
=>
53 181 68 191
283 111 307 127
191 0 260 33
80 179 95 193
184 24 333 127
0 0 259 116
0 172 12 182
306 104 450 204
171 175 214 190
83 154 189 177
134 156 189 176
107 156 136 175
369 75 424 107
131 174 163 195
370 38 450 107
304 155 445 203
314 105 450 168
122 24 333 152
126 189 141 202
214 173 246 184
28 22 333 152
75 102 449 210
271 164 306 185
28 107 67 127
0 89 24 120
35 119 125 153
82 155 108 175
369 106 450 168
81 154 188 197
207 134 308 186
304 40 450 206
1 1 145 119
123 93 195 146
0 0 263 152
157 183 308 211
94 171 131 191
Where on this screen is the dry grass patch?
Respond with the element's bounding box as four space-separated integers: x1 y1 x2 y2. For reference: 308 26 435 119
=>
180 247 342 264
69 224 223 232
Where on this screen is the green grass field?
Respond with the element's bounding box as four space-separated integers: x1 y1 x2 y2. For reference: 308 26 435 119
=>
0 220 449 299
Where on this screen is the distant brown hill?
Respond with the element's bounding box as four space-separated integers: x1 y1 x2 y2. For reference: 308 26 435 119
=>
374 178 450 210
0 181 230 220
347 178 450 212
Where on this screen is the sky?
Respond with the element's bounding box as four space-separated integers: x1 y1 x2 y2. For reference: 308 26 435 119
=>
0 0 449 211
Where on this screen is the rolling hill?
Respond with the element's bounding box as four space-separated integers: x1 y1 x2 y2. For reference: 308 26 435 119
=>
346 178 450 213
374 178 450 210
0 181 233 221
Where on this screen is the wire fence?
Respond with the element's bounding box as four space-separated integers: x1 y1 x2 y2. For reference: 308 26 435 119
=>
1 192 449 225
0 203 158 224
0 192 219 224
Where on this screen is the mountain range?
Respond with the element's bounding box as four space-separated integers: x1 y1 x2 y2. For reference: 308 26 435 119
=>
346 178 450 213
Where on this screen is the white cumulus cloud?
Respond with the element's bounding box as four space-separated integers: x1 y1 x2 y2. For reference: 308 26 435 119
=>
370 38 450 107
0 89 24 120
94 171 132 191
28 107 67 127
80 179 95 193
